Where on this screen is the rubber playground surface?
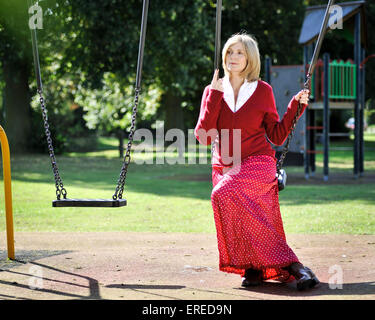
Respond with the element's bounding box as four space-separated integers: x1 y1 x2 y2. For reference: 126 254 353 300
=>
0 232 374 300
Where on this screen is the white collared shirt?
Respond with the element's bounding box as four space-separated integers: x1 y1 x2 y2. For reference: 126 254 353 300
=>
222 76 258 113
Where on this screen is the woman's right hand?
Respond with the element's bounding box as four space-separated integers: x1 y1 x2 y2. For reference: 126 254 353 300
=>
211 69 224 92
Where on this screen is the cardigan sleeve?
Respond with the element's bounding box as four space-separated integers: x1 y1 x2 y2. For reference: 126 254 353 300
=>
194 85 223 145
263 86 308 146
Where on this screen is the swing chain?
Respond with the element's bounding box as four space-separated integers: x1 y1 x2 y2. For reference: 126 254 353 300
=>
276 103 303 172
112 87 140 200
37 89 67 200
276 74 311 173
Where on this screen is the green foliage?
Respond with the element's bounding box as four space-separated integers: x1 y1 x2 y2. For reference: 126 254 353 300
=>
0 62 4 122
363 1 375 124
29 71 98 153
0 0 31 65
2 0 375 151
146 0 213 92
75 72 161 134
222 0 306 67
53 0 215 131
34 0 162 141
366 99 375 125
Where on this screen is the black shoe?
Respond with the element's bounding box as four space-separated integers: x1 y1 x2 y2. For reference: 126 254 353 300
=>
284 263 318 291
304 266 320 288
241 268 262 287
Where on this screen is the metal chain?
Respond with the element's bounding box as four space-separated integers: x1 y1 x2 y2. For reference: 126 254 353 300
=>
276 102 303 172
38 84 140 201
276 74 311 173
37 89 67 200
112 87 140 200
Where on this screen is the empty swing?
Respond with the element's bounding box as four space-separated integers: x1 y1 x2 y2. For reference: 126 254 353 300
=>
29 0 150 207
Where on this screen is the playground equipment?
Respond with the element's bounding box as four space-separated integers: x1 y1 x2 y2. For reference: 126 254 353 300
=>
268 1 367 181
0 126 15 260
28 0 149 207
302 1 367 180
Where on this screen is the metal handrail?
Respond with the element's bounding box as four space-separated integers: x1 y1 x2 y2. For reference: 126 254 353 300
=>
311 59 356 100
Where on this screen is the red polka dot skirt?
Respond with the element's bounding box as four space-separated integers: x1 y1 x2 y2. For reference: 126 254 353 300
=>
211 155 300 282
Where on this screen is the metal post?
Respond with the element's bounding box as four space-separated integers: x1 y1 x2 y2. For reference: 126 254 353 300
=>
310 42 316 177
359 47 365 177
310 106 316 176
323 53 330 181
307 0 336 77
0 126 15 260
304 45 310 179
214 0 222 71
354 12 361 179
135 0 149 89
28 0 43 92
265 56 271 84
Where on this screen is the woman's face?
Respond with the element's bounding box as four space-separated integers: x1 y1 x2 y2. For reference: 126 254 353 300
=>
226 42 247 75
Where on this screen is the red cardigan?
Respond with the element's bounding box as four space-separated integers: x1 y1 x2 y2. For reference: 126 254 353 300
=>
194 80 307 168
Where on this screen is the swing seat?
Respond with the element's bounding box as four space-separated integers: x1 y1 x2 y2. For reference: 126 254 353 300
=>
52 198 127 208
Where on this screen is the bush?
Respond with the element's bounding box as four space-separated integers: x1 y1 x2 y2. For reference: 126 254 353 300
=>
30 101 98 154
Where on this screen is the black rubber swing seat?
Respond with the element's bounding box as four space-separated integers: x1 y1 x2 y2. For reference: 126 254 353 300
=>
52 198 127 208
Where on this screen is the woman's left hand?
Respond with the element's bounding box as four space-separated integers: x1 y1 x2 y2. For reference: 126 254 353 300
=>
294 89 310 105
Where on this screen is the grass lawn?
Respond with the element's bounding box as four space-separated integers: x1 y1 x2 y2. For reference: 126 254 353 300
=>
0 132 374 235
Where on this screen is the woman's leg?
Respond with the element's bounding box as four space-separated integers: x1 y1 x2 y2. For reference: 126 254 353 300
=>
211 156 300 281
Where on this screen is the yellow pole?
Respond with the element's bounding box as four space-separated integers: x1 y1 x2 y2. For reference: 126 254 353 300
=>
0 126 15 260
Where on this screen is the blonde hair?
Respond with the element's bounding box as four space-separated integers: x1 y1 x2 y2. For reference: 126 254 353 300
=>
222 33 261 82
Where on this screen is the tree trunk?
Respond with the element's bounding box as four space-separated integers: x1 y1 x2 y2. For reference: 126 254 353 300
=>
118 129 124 158
3 58 31 153
163 90 184 133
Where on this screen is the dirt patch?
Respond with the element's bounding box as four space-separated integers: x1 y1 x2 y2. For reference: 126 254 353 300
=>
0 232 374 300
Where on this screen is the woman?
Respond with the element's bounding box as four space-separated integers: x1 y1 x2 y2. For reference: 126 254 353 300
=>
194 33 319 291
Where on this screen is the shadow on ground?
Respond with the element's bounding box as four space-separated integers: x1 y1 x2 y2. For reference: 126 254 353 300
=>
0 260 100 300
238 280 375 297
0 250 70 271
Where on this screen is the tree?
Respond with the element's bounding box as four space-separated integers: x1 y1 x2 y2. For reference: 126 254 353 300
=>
0 0 33 152
6 0 371 156
53 0 215 134
222 0 306 67
75 72 162 157
145 0 214 132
